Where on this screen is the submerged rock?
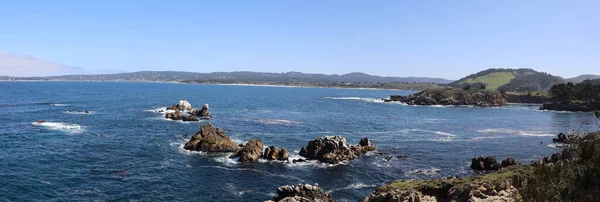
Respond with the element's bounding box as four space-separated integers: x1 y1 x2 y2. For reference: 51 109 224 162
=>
190 104 212 119
183 123 240 152
230 138 264 162
270 184 335 202
167 100 192 111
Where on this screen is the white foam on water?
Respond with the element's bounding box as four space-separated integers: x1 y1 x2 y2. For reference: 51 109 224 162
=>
327 183 378 194
547 143 565 148
407 167 441 176
63 111 94 115
145 107 176 114
469 135 506 141
476 128 555 137
49 103 69 106
249 118 302 125
325 97 384 103
31 121 84 134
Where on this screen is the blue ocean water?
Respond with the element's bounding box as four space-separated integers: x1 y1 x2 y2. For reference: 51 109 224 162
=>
0 82 597 201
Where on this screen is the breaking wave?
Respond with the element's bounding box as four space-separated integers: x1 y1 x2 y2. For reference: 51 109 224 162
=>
476 128 555 137
327 183 378 194
31 121 84 134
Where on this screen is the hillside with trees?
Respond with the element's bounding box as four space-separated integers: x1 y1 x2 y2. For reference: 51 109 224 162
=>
540 80 600 111
450 68 565 92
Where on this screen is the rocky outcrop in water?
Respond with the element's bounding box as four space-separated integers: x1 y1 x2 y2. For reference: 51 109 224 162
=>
189 104 212 119
167 100 192 111
263 146 289 161
470 156 520 171
299 136 376 164
165 111 199 121
183 123 240 152
269 184 335 202
365 173 524 202
539 102 599 112
230 138 264 162
384 88 507 107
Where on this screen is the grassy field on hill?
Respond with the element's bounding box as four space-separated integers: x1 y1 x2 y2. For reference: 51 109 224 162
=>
461 72 515 90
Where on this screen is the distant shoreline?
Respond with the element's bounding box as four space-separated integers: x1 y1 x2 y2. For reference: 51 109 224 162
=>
0 80 426 91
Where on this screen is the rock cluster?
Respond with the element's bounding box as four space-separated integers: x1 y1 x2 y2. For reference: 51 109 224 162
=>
299 136 376 164
165 111 199 122
230 138 264 162
167 100 192 111
365 175 523 202
263 146 289 161
269 184 335 202
189 104 212 119
470 156 520 171
183 123 240 152
384 88 507 107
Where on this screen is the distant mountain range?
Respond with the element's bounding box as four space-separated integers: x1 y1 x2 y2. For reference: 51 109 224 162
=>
0 71 454 84
566 74 600 84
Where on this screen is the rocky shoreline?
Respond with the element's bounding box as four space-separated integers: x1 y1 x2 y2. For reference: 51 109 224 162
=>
539 101 600 112
384 88 507 107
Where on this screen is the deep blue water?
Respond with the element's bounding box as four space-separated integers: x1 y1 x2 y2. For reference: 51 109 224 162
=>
0 82 597 201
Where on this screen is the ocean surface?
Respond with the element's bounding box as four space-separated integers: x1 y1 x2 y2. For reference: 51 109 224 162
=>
1 82 597 201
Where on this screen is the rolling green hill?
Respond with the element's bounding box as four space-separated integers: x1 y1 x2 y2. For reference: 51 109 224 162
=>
450 68 565 92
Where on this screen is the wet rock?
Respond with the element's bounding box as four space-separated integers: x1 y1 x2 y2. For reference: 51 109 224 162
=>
351 137 377 155
292 158 307 163
230 138 264 162
183 123 240 152
277 148 289 161
271 184 334 202
166 100 192 111
299 136 357 164
190 104 212 119
263 146 281 160
165 111 198 121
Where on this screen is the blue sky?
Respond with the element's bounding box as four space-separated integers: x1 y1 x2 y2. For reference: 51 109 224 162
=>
0 0 598 79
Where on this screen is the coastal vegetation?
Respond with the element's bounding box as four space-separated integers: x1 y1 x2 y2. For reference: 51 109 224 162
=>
541 80 600 111
450 68 565 92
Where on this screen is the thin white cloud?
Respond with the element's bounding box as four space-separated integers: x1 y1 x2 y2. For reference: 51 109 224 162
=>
0 51 84 77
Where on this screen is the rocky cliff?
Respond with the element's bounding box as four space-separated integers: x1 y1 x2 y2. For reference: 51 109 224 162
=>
384 88 507 107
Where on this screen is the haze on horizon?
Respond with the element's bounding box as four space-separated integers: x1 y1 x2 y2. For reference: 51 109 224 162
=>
0 1 598 79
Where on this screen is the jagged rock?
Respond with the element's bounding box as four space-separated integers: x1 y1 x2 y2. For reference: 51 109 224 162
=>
299 136 376 164
278 148 289 161
183 123 240 152
263 146 281 160
471 156 501 171
165 111 198 121
167 100 192 111
351 137 377 155
271 184 334 202
190 104 212 119
292 158 307 163
230 138 264 162
299 136 357 164
501 158 520 167
384 88 507 107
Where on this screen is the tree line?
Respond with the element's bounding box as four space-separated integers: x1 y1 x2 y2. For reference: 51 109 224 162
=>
550 80 600 103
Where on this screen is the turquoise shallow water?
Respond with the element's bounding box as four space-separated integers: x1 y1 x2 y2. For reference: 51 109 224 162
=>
0 82 597 201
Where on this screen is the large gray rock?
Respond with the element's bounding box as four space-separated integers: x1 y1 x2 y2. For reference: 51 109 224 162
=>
230 138 264 162
271 184 334 202
263 146 290 161
183 123 240 152
165 111 199 122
